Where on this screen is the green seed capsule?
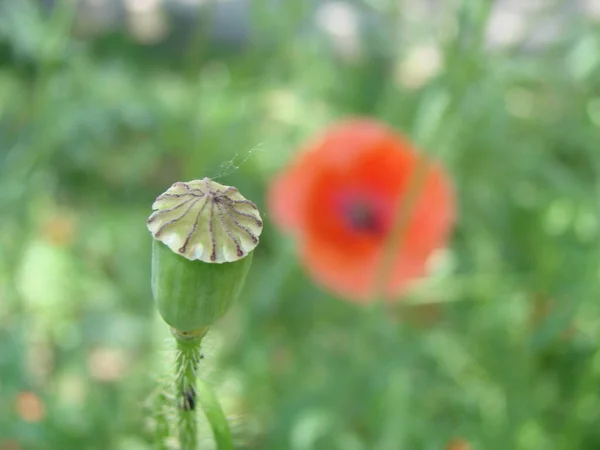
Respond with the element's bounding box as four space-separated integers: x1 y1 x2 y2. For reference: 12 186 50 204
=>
147 178 262 331
151 239 253 331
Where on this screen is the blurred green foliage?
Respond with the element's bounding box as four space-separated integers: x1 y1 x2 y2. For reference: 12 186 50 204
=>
1 0 600 449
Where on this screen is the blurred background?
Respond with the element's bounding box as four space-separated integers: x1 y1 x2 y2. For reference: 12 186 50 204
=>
1 0 600 449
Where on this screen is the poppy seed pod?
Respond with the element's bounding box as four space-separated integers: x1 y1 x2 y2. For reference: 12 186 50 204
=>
147 178 262 331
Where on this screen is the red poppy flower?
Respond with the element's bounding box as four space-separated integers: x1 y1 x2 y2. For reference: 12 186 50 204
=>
268 118 455 302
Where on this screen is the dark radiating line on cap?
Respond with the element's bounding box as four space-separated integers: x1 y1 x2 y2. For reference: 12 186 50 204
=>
220 202 259 244
154 198 200 238
215 202 244 258
229 206 263 227
223 196 258 210
173 182 191 191
223 186 238 195
147 196 197 224
174 181 205 196
209 200 217 261
179 196 209 254
156 191 204 201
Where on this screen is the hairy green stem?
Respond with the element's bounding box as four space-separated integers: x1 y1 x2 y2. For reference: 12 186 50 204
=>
174 328 207 450
172 327 234 450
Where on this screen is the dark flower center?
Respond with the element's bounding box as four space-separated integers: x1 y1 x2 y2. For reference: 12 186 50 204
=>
343 201 384 235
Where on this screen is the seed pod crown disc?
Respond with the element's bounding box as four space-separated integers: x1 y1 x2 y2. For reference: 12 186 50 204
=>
147 178 263 263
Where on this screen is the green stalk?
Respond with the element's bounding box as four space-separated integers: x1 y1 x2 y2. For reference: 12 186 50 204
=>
174 329 206 450
172 327 234 450
196 378 234 450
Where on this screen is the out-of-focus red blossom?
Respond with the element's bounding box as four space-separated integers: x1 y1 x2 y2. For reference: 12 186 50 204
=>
268 118 455 302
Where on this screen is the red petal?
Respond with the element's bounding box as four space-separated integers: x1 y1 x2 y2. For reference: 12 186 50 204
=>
267 150 314 232
300 239 382 301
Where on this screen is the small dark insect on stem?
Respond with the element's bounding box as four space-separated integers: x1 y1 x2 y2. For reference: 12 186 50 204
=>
181 386 196 412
